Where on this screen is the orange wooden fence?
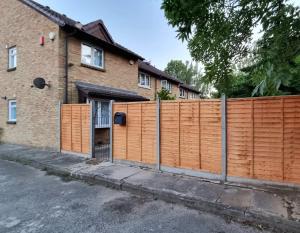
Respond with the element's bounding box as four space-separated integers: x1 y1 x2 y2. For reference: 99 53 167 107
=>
160 100 222 173
61 104 90 155
112 96 300 185
227 96 300 184
113 102 157 164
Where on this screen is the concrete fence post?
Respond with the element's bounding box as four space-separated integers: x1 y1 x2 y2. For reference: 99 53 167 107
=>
156 98 161 171
221 94 228 182
109 100 115 163
90 100 95 159
58 101 62 153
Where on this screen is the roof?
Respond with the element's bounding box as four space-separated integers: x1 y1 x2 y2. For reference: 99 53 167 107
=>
82 20 114 44
179 83 200 94
76 81 149 101
138 61 181 83
19 0 143 60
138 61 200 94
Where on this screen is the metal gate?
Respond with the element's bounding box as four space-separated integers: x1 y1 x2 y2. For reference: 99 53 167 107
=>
91 100 113 162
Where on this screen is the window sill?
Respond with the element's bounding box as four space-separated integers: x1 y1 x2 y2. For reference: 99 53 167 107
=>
138 85 151 90
7 67 16 72
7 121 16 125
81 63 105 72
179 96 186 99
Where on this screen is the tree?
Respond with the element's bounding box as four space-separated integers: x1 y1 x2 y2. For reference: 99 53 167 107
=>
248 3 300 96
162 0 300 96
164 60 211 97
164 60 197 85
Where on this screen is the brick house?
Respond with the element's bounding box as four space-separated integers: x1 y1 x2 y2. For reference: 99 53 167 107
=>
0 0 200 150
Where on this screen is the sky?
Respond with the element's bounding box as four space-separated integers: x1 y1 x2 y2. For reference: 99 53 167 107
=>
35 0 191 70
35 0 300 70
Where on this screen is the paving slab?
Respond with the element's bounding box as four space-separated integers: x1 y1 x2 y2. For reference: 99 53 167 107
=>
218 187 253 209
248 191 288 219
123 170 224 203
292 196 300 221
93 164 142 181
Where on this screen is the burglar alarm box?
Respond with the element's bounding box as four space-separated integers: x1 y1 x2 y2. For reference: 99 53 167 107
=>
114 112 126 125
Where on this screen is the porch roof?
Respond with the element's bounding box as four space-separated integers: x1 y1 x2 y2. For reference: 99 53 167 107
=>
75 81 149 101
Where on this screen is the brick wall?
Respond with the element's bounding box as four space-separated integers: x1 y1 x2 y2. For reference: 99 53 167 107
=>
66 36 155 102
0 0 63 149
65 36 199 102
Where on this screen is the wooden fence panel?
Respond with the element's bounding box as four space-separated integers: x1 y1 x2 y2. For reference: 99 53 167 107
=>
113 104 128 160
227 99 253 178
160 102 180 167
61 105 72 151
283 97 300 184
141 103 157 164
253 99 283 182
127 104 142 162
200 101 222 174
179 102 200 170
71 105 82 153
160 100 222 174
61 104 90 155
112 102 156 164
227 96 300 184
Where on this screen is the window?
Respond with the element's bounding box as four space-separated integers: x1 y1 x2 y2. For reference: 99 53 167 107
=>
81 44 104 69
8 100 16 122
190 93 198 99
138 73 151 88
161 80 172 92
8 47 17 69
179 88 186 98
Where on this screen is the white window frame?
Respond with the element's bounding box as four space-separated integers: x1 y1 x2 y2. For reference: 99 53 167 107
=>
161 80 172 93
87 98 111 128
81 43 104 69
190 93 198 99
138 73 151 89
8 100 16 122
8 46 17 69
179 88 186 98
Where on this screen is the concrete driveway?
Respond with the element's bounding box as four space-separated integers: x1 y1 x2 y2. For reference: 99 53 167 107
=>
0 160 270 233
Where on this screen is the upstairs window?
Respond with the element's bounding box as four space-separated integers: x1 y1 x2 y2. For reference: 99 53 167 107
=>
8 47 17 70
161 80 172 92
138 73 151 88
8 100 16 122
179 88 186 98
81 44 104 69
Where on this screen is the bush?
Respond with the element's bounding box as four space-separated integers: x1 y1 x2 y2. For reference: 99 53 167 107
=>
157 89 176 100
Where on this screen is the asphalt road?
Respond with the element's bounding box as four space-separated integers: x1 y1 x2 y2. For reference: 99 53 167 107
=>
0 160 270 233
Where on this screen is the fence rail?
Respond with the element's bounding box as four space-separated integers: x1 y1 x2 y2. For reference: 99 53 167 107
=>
112 96 300 185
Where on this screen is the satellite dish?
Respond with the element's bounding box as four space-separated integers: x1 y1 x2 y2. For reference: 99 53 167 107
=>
33 77 48 89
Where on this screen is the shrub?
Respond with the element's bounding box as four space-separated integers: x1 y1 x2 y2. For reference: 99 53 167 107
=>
157 89 176 100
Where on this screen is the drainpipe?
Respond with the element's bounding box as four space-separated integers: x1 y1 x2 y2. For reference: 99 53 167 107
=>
64 30 77 104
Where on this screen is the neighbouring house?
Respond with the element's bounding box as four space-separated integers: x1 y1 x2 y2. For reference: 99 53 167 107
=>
138 61 200 100
0 0 200 151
